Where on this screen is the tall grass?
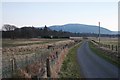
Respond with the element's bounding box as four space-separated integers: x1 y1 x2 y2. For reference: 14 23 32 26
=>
89 41 120 68
59 43 81 78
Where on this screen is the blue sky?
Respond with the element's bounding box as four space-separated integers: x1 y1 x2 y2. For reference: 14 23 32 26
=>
2 2 118 31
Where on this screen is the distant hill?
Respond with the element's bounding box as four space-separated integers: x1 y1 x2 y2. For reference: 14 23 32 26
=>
49 24 117 34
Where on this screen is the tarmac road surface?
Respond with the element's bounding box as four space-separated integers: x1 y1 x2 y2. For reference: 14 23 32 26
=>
77 40 119 78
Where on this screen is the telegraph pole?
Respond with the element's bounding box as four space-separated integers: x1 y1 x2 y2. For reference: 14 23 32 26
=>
99 22 100 47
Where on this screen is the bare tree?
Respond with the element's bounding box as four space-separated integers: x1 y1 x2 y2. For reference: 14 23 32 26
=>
2 24 17 31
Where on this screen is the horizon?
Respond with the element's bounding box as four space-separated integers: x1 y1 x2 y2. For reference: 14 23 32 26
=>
2 2 118 31
2 23 118 32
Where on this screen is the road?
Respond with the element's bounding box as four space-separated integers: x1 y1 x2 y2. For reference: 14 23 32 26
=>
77 40 119 78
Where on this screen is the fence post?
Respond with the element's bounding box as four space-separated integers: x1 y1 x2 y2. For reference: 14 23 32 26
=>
11 59 14 77
11 57 17 78
26 56 29 73
56 51 58 58
112 45 113 50
109 45 110 49
116 45 118 51
46 57 51 78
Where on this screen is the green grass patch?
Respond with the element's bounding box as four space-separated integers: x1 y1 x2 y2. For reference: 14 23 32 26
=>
59 43 81 78
89 41 120 68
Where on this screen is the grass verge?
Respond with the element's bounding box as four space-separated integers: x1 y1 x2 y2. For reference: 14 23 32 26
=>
59 43 81 78
89 41 120 68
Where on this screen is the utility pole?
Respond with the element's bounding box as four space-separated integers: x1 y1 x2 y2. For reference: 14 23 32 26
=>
99 22 100 47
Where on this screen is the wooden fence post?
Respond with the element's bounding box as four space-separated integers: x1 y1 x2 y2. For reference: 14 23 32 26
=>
112 45 113 50
11 59 14 77
26 56 29 73
11 57 17 78
116 45 118 51
46 58 51 78
109 45 110 49
56 51 58 58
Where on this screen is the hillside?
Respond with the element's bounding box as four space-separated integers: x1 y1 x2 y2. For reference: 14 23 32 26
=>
49 24 116 34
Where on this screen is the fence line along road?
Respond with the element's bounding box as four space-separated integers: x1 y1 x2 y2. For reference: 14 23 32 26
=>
2 39 81 78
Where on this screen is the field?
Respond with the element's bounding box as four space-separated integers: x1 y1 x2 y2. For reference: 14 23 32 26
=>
94 37 117 45
2 37 119 78
89 37 118 44
2 38 66 47
89 37 118 52
2 38 80 78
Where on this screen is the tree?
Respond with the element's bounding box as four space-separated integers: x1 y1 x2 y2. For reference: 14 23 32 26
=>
2 24 17 39
44 25 48 30
2 24 17 31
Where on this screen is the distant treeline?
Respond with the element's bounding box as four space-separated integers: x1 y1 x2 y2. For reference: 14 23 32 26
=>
2 24 118 39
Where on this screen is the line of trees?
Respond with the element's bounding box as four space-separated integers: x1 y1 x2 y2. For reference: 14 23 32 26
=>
2 24 118 39
2 24 75 39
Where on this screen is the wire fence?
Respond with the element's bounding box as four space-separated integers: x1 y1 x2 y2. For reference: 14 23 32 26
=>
91 40 119 52
2 49 50 78
91 40 119 61
2 40 80 78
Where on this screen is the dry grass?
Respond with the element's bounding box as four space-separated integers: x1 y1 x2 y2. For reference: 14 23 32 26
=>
2 39 76 78
89 37 118 46
2 38 67 47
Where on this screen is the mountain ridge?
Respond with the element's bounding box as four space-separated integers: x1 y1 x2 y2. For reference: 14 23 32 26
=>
48 23 117 34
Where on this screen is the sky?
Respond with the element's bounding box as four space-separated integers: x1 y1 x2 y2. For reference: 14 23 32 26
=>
1 1 119 31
